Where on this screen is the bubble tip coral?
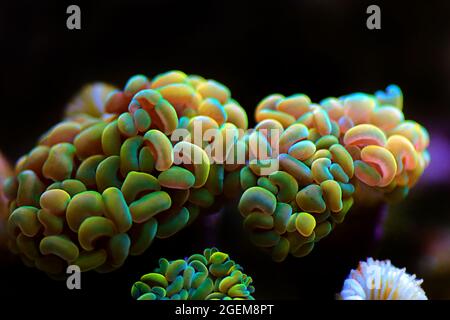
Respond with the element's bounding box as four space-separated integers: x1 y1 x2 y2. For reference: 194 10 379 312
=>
339 257 427 300
131 247 255 300
3 71 430 274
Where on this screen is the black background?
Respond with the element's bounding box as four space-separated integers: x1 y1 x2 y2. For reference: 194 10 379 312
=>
1 0 450 302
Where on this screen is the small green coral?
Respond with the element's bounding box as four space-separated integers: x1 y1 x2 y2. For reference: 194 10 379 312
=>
131 247 255 300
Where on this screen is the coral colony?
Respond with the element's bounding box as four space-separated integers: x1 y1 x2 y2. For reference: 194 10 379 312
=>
131 248 254 300
0 152 12 250
0 70 430 299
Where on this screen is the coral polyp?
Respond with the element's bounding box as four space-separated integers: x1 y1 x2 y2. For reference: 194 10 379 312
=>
131 247 255 300
2 69 430 274
339 258 427 300
65 82 117 119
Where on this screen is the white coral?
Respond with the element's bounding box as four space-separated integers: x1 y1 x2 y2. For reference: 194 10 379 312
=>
340 258 427 300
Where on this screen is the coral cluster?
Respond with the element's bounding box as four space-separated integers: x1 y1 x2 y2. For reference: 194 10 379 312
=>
131 247 254 300
2 71 247 274
1 70 430 275
237 85 430 261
